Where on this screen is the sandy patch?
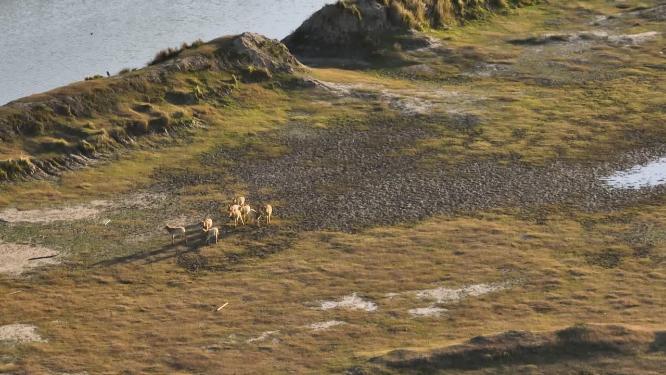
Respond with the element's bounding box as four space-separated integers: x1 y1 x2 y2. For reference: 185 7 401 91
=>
117 192 167 210
320 293 378 312
0 192 166 224
0 242 59 276
165 214 197 227
246 330 279 343
314 80 475 116
608 31 660 46
0 324 45 343
306 320 346 331
0 200 110 223
408 306 448 317
415 282 511 304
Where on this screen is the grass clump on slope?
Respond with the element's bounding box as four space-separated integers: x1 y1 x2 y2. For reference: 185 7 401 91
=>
380 0 539 30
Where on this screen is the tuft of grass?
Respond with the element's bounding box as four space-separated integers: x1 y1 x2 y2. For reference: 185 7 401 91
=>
84 74 104 81
0 156 35 181
377 0 538 29
148 39 205 66
338 0 363 19
35 137 72 153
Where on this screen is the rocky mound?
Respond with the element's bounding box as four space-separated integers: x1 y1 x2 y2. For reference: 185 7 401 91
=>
0 33 302 182
283 0 536 60
361 324 665 373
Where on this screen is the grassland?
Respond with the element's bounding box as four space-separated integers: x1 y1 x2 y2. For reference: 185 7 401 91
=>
0 0 665 374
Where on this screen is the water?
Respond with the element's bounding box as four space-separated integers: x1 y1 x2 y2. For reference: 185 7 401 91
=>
602 157 666 189
0 0 330 105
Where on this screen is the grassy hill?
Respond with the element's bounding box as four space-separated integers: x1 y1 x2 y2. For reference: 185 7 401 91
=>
0 33 300 182
0 0 665 374
283 0 538 60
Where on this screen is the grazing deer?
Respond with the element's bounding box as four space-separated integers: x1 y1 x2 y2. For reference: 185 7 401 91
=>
258 204 273 226
205 227 219 245
233 196 245 206
201 218 213 231
228 205 244 227
164 225 187 245
240 204 253 225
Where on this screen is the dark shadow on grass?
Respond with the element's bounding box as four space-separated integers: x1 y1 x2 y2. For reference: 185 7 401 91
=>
92 225 209 267
91 222 291 268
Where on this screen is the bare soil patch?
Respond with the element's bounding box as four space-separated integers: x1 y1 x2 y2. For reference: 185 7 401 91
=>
306 320 346 331
246 330 280 344
408 307 448 318
319 293 378 312
0 242 59 276
0 191 166 224
0 324 45 344
414 282 512 304
0 200 109 223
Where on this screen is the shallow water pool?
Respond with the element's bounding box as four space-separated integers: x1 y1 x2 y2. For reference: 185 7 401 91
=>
602 157 666 189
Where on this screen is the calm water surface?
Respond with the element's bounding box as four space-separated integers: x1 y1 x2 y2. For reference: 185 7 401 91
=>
0 0 329 104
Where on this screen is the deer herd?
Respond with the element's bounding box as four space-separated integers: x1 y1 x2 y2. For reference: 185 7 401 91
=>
163 196 273 246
